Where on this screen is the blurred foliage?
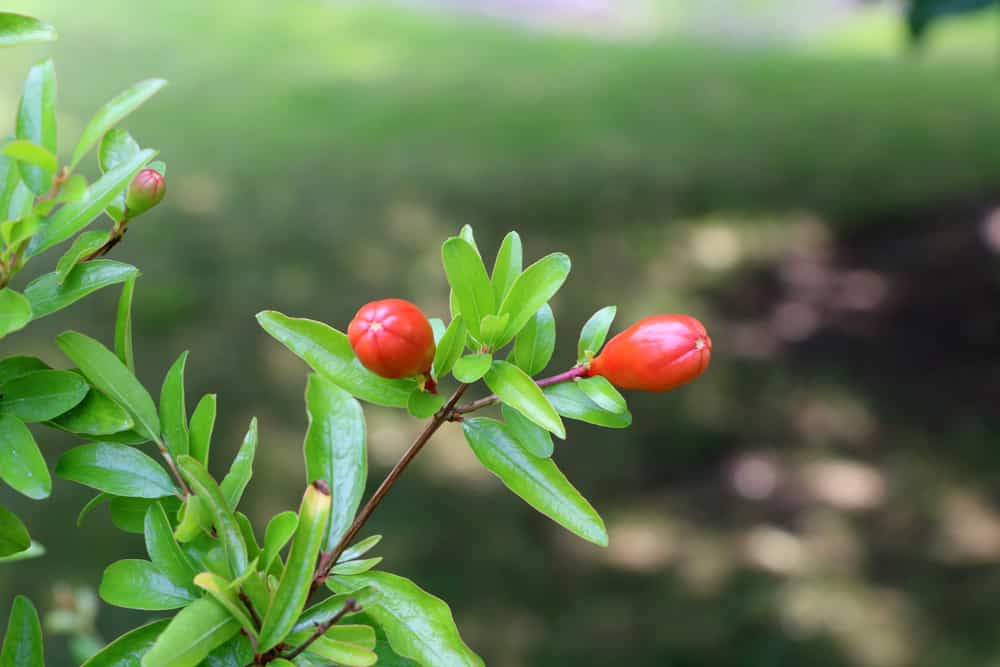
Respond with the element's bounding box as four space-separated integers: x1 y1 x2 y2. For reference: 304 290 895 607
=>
0 1 999 665
907 0 997 41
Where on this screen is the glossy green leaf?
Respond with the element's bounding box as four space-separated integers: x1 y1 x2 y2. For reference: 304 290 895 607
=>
0 414 49 499
57 330 160 441
325 625 377 649
339 534 382 563
27 148 155 258
6 182 32 220
257 311 416 407
0 506 30 557
2 140 56 175
16 59 56 195
0 289 31 338
431 315 465 380
220 418 257 510
441 237 494 339
140 596 240 667
193 572 258 638
496 253 570 346
295 588 378 634
304 636 377 667
188 394 216 465
491 231 523 304
328 571 484 667
0 369 87 422
80 619 169 667
330 556 382 576
452 353 492 383
304 374 365 550
543 382 632 429
54 230 111 284
76 492 110 527
200 631 253 667
0 541 43 563
176 455 248 578
0 13 56 48
0 357 47 385
484 361 564 439
501 404 554 458
512 304 555 376
259 483 332 652
261 510 298 574
173 495 210 543
145 502 197 591
577 306 616 362
25 260 139 320
429 318 446 345
110 496 180 534
458 224 479 254
95 429 149 445
115 277 135 371
0 596 42 667
407 389 445 419
478 313 509 348
49 388 133 436
71 79 167 168
98 129 140 173
56 443 174 498
100 559 196 610
0 216 38 247
157 352 189 460
463 418 607 546
576 376 627 414
0 149 20 218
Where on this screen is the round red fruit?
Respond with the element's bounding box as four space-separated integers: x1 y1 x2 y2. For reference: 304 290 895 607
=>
348 299 436 379
587 315 711 392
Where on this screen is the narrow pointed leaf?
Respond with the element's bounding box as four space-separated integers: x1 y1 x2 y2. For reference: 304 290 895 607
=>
0 289 31 338
577 306 616 361
188 394 216 465
110 496 180 534
71 79 167 168
114 278 135 370
0 13 56 47
543 382 631 428
50 388 134 436
330 556 382 576
512 304 555 376
431 315 465 380
463 418 607 546
25 260 139 320
16 59 56 195
56 442 174 498
100 559 196 610
80 619 169 667
144 502 198 591
501 404 554 458
304 637 376 667
2 140 56 175
484 361 564 439
339 534 382 563
54 230 112 284
236 513 261 562
0 414 50 499
576 376 627 414
140 597 240 667
76 492 110 527
0 596 42 667
0 506 30 556
176 455 248 578
491 231 523 303
441 237 494 339
161 361 194 463
220 418 257 510
261 510 298 574
496 252 570 347
0 357 47 385
0 369 87 422
193 572 259 638
98 129 140 173
295 588 379 634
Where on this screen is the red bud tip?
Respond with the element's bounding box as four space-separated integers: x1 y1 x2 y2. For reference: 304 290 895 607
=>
125 168 166 216
312 479 331 496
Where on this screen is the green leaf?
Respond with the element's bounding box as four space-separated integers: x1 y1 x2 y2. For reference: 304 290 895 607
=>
158 352 189 458
452 353 492 383
478 313 509 348
304 374 366 550
0 369 88 421
76 492 110 527
220 418 257 510
115 277 136 371
339 534 382 563
441 237 494 339
236 512 261 562
431 315 465 380
295 588 378 634
501 404 553 459
303 636 377 667
110 496 180 534
50 387 134 436
328 572 484 667
458 225 479 254
144 502 198 591
16 59 56 195
491 231 523 304
99 129 141 173
173 495 210 543
325 625 377 649
95 429 149 445
0 13 56 48
6 182 32 220
512 304 555 376
0 289 32 338
0 541 43 564
188 394 217 465
71 79 167 169
577 306 616 361
176 455 249 579
407 389 445 419
330 556 382 576
200 633 252 667
27 148 155 258
428 318 446 345
256 311 416 408
140 597 240 667
0 596 42 667
261 510 298 574
57 330 160 441
576 376 627 414
543 382 632 429
0 216 38 247
258 483 332 652
1 140 56 175
99 559 197 610
56 442 175 498
484 361 564 439
463 418 607 546
0 149 20 219
0 357 47 385
495 253 570 347
0 506 30 557
25 260 139 320
193 572 259 638
0 414 49 499
80 619 169 667
54 230 111 284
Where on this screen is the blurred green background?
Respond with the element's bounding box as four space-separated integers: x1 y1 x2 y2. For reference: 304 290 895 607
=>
3 0 1000 664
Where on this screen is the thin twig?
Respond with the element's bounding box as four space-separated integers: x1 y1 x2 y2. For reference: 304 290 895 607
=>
280 599 359 662
157 441 192 497
451 365 588 417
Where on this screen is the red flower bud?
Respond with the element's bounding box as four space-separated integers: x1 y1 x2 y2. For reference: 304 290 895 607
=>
348 299 436 379
125 168 166 216
587 314 711 392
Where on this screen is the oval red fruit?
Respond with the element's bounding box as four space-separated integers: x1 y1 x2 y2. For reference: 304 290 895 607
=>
348 299 436 379
587 315 711 392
